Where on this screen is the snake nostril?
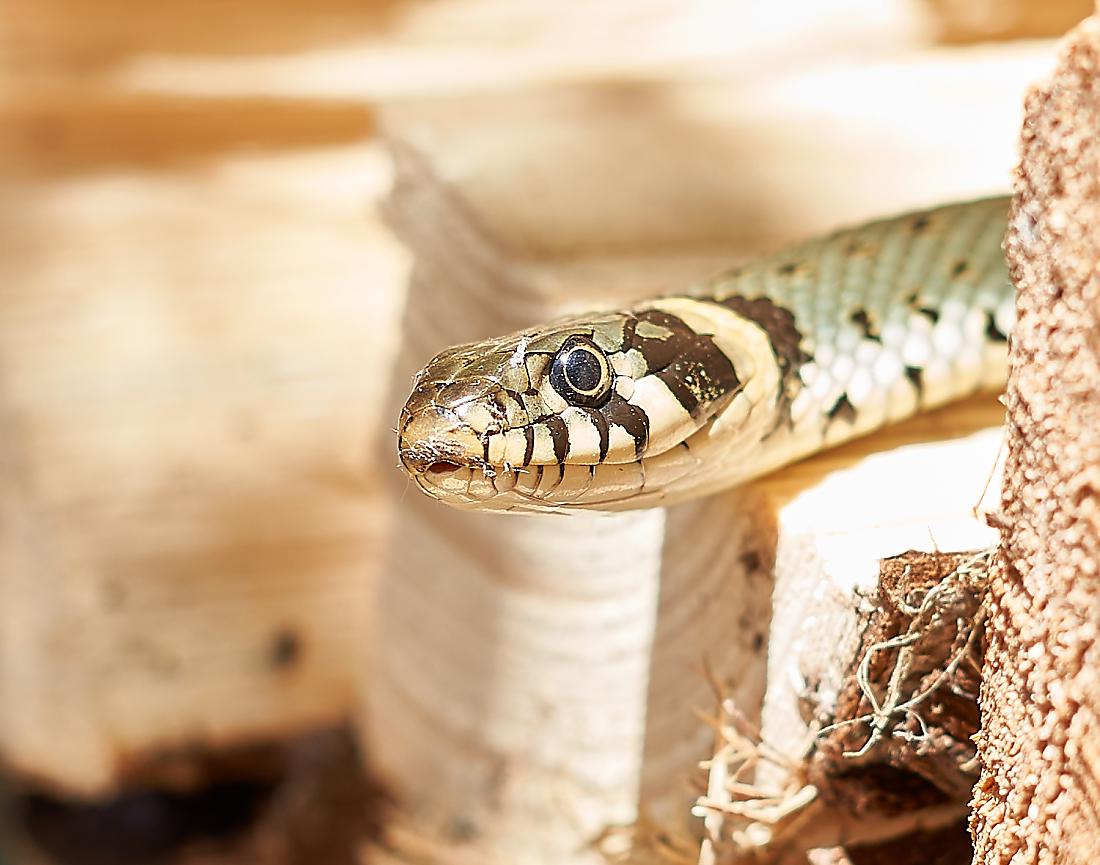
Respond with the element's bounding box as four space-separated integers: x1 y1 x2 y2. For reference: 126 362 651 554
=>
427 461 462 475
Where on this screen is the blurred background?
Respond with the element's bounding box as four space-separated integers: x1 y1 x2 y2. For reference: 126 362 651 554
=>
0 1 1090 863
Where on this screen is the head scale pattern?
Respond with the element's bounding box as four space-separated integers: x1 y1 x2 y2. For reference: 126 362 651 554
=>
398 306 744 486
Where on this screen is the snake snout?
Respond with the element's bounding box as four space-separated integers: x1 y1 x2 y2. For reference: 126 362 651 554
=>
397 403 485 477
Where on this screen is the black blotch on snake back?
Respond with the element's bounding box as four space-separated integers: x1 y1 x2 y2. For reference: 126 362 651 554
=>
850 309 882 343
711 294 809 422
918 306 941 325
985 313 1008 343
905 366 925 396
827 393 857 424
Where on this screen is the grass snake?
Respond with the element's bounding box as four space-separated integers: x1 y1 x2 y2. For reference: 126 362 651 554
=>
397 196 1012 513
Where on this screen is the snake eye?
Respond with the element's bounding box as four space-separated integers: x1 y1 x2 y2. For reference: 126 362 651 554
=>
549 336 613 407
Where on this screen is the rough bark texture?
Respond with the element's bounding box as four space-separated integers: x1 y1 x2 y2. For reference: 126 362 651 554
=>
808 551 987 817
970 11 1100 863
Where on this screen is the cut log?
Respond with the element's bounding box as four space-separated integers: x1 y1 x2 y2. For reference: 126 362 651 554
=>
0 101 404 794
971 10 1100 864
694 425 1000 865
921 0 1091 43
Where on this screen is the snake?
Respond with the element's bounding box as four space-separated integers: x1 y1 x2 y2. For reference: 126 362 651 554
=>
397 196 1013 513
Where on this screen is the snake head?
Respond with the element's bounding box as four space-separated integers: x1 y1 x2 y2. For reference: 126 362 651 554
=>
398 299 774 513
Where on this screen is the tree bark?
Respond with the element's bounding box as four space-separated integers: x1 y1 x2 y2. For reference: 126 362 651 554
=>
970 10 1100 862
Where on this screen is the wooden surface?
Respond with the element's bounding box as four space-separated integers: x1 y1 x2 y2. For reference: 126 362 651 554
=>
0 93 405 793
922 0 1091 42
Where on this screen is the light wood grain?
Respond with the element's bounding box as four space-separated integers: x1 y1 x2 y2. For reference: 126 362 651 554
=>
0 93 406 792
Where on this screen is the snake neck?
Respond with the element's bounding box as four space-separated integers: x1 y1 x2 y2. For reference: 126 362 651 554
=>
683 195 1013 495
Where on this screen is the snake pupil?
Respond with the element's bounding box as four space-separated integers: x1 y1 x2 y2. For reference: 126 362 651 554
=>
564 348 603 393
550 337 612 407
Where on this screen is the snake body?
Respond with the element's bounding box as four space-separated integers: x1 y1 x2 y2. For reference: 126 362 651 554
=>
398 197 1013 513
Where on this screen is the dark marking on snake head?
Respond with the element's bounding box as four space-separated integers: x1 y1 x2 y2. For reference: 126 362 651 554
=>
522 425 536 465
778 262 798 275
918 306 941 325
657 352 740 420
542 414 570 464
850 309 881 343
951 260 969 277
912 215 930 233
630 309 741 420
656 360 702 417
985 313 1008 343
827 393 856 424
601 393 649 457
585 406 611 462
631 309 692 371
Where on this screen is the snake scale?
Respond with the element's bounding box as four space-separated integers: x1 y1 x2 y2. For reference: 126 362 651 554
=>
398 196 1013 513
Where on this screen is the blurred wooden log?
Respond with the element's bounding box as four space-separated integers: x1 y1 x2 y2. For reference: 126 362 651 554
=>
367 45 1039 865
922 0 1091 43
0 97 405 794
2 0 925 99
971 11 1100 863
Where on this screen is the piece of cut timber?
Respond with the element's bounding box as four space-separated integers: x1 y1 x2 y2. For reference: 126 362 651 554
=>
761 409 1002 732
921 0 1091 43
0 101 404 794
691 418 1003 863
693 421 1003 865
378 44 1049 269
372 276 775 865
760 403 1003 779
367 50 1026 864
79 0 925 101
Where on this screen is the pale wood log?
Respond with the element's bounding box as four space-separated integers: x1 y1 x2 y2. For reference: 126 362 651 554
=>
0 100 405 793
367 46 1037 864
17 0 925 101
690 417 1001 863
921 0 1091 43
760 413 1003 772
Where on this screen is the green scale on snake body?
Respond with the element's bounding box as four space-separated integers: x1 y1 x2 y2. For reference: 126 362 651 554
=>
397 196 1013 513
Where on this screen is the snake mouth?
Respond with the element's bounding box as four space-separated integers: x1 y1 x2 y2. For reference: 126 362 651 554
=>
426 460 463 475
397 440 481 477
